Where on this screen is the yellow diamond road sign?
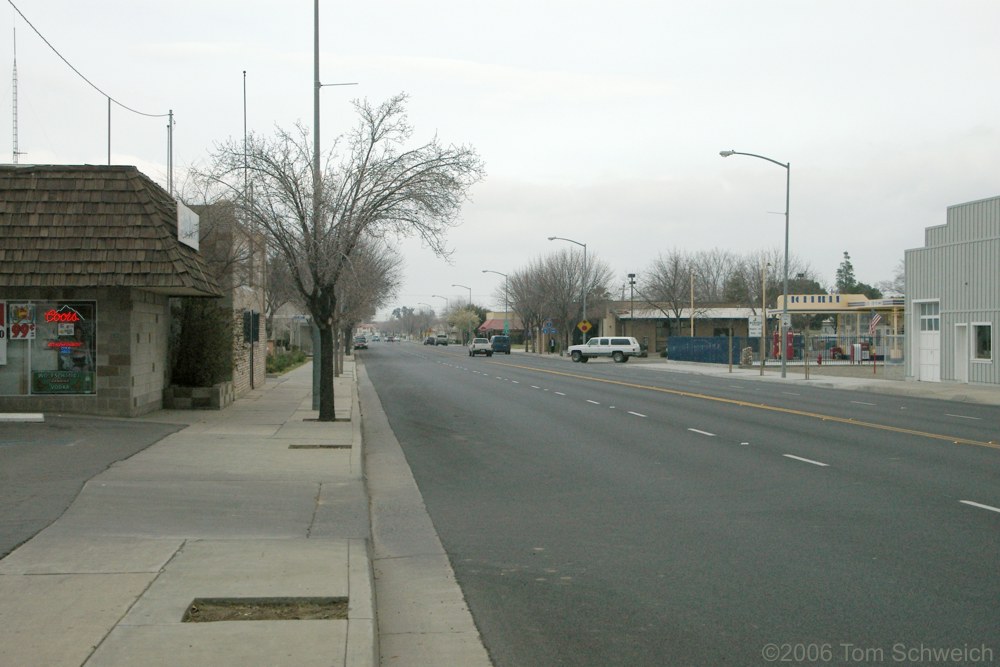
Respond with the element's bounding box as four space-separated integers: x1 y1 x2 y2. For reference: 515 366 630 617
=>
577 320 592 333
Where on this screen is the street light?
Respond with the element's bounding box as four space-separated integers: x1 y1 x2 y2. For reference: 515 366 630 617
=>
720 149 791 378
451 284 472 307
761 260 771 376
417 303 433 340
627 273 636 338
431 294 449 334
452 284 472 343
431 294 449 310
481 270 509 335
548 236 589 342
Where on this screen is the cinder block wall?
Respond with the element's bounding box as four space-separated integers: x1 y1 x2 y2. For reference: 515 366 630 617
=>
129 289 171 415
0 287 169 417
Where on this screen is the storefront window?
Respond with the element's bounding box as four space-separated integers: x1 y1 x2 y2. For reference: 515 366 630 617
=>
0 300 97 395
974 324 992 361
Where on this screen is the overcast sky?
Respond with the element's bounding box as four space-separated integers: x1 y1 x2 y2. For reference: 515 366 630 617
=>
4 1 999 316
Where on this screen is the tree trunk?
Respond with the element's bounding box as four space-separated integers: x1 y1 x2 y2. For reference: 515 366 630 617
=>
318 323 336 421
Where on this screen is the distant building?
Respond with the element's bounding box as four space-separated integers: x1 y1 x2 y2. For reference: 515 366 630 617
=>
191 201 267 395
905 195 998 385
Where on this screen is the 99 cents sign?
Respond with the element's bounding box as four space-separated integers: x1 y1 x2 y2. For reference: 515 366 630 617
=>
8 304 36 340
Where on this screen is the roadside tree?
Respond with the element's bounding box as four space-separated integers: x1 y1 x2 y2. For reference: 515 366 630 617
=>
197 94 483 420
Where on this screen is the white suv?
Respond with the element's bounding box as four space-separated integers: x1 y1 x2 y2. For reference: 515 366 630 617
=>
468 337 493 357
567 336 642 363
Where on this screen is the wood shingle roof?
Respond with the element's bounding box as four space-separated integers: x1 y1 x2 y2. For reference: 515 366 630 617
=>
0 164 222 297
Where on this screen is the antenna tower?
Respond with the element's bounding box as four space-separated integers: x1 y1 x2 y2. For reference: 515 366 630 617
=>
12 26 22 163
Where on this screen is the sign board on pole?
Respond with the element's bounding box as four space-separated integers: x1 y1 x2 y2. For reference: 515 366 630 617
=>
577 320 592 333
748 315 762 338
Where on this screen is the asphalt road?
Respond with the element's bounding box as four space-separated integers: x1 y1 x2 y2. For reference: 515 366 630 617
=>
0 416 183 558
361 343 999 666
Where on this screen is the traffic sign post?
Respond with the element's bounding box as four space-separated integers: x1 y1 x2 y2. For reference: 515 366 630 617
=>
577 320 592 334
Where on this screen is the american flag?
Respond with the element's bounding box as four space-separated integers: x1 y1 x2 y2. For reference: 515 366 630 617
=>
869 310 882 336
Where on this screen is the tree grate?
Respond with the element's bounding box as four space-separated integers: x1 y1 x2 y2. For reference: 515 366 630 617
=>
288 444 351 449
182 597 348 622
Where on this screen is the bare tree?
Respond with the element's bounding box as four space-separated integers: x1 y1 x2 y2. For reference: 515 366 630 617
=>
336 236 403 368
876 258 905 296
642 249 696 334
265 249 303 339
691 248 739 304
199 94 484 420
508 258 549 352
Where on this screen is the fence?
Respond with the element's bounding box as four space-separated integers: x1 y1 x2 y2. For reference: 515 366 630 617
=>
667 334 905 366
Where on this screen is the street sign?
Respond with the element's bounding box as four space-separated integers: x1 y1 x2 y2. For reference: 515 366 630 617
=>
748 315 762 338
541 319 557 335
577 320 592 333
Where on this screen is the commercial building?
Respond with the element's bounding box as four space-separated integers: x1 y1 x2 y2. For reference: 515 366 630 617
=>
905 195 998 385
0 165 222 416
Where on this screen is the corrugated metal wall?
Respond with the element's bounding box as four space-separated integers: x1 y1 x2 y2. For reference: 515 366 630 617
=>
906 195 1000 385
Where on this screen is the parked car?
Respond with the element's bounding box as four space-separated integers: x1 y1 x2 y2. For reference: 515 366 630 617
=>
423 336 436 345
489 335 511 355
468 337 492 357
567 336 641 363
353 335 368 350
435 334 449 346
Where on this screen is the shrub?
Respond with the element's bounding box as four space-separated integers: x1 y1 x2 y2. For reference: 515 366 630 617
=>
169 298 234 387
267 349 307 374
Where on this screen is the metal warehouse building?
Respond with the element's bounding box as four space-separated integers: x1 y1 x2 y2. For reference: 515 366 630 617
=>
905 195 998 385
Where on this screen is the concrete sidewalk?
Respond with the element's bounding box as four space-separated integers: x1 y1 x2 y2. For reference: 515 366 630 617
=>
0 362 375 667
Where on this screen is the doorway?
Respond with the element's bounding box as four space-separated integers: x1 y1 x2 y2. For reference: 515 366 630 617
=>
954 324 968 383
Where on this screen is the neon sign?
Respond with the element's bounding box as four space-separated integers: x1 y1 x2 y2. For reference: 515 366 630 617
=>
45 309 82 323
47 341 84 349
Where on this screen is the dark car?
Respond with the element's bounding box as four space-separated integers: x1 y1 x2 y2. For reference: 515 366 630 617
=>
423 336 436 345
489 335 511 354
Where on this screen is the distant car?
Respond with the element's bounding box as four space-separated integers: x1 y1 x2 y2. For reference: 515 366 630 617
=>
567 336 641 363
353 336 368 350
372 335 381 342
423 336 436 345
435 334 449 346
489 335 511 355
468 337 492 357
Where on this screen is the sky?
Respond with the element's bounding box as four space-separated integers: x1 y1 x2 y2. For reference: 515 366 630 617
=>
3 0 999 318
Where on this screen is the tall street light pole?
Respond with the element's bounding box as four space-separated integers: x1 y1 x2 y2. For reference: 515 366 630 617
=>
481 270 509 335
431 295 449 339
312 0 358 408
627 273 636 338
431 294 449 311
761 260 771 376
548 236 588 342
720 150 791 379
417 302 433 339
452 283 472 343
452 284 472 307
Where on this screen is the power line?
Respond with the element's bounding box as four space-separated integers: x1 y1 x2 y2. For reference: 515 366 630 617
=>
7 0 168 118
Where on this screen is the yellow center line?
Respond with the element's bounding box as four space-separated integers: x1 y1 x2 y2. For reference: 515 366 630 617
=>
499 362 999 450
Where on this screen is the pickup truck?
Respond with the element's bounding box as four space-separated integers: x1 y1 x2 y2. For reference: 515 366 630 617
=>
468 337 493 357
567 336 642 363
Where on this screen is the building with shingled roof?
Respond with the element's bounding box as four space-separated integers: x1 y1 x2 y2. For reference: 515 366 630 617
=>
0 164 222 416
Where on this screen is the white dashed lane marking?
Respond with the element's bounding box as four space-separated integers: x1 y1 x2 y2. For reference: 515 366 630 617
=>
960 500 1000 514
783 454 829 467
